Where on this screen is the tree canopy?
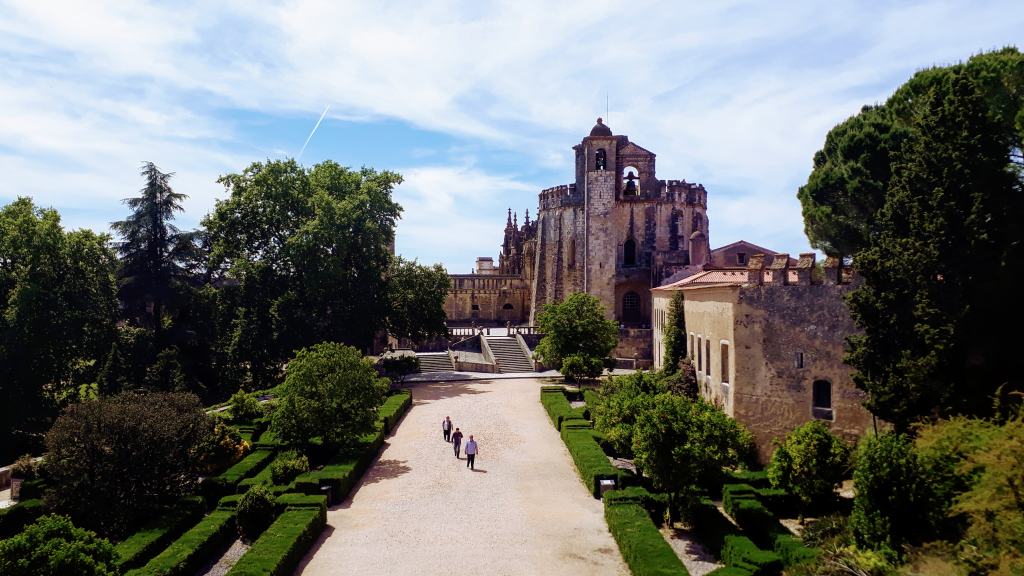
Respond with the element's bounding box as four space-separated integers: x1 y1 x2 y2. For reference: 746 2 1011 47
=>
798 48 1024 429
0 198 118 461
271 342 388 449
534 292 618 369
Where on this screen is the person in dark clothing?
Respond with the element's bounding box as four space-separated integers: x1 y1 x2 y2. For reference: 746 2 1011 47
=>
451 428 464 458
442 416 452 442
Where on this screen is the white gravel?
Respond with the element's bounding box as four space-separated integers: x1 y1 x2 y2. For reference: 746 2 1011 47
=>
296 378 628 576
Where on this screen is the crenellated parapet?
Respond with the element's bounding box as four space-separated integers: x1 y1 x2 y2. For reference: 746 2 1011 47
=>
745 252 857 286
539 184 582 210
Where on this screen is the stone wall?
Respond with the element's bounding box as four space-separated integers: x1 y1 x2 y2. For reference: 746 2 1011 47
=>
445 274 531 325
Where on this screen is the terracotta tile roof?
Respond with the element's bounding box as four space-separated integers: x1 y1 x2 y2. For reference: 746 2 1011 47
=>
652 269 747 292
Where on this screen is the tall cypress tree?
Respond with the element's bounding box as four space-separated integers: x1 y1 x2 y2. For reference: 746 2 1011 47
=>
111 162 189 341
663 291 687 374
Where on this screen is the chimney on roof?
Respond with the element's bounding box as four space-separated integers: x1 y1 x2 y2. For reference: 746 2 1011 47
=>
767 253 790 285
746 253 766 285
795 253 816 285
823 256 842 285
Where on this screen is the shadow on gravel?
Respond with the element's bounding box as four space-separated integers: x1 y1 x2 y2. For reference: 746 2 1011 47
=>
411 380 493 404
359 458 412 486
469 468 487 473
294 524 335 574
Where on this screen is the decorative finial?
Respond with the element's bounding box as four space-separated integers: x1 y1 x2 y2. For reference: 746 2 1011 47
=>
596 117 604 124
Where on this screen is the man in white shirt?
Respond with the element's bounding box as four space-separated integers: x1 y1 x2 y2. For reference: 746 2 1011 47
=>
442 416 452 442
465 435 478 470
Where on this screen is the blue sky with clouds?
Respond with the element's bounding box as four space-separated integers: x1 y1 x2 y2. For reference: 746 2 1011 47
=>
1 1 1022 272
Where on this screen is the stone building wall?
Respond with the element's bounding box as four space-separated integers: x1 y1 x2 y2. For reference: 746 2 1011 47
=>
668 255 874 462
445 274 531 325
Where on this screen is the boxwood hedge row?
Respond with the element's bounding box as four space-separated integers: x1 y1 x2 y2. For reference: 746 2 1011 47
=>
0 498 45 539
560 427 621 498
605 500 689 576
379 390 412 435
127 509 236 576
540 387 586 430
226 508 326 576
114 496 205 570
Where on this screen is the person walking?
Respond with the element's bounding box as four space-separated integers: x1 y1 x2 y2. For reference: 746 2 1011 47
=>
442 416 452 442
451 428 464 459
465 435 478 470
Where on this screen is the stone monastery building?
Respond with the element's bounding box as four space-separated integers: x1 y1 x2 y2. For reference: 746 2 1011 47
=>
443 119 874 458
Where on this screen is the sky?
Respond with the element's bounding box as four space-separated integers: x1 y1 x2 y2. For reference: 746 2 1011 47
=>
1 1 1022 273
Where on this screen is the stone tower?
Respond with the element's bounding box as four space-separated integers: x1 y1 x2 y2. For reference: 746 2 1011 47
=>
529 119 709 326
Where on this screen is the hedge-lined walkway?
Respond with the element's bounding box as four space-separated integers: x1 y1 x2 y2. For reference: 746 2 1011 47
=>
297 378 628 576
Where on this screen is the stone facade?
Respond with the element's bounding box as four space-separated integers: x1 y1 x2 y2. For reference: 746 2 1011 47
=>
652 254 874 462
446 118 710 363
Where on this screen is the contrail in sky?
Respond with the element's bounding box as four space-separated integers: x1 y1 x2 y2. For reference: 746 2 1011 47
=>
297 105 331 160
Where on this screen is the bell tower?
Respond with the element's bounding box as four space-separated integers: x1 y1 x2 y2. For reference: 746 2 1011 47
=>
574 117 619 319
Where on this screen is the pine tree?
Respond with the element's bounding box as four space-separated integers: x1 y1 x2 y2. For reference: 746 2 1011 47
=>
662 291 687 374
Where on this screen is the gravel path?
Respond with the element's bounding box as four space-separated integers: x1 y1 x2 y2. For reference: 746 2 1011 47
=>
297 378 628 576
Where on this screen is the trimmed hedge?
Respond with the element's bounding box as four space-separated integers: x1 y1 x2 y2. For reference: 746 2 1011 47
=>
540 387 586 430
114 497 205 570
379 390 412 435
691 497 741 555
723 470 769 488
253 430 282 450
604 486 669 522
273 493 327 514
226 508 326 576
706 567 755 576
772 533 819 567
605 502 689 576
220 449 276 487
0 498 45 539
293 428 385 505
560 427 621 498
721 535 782 576
127 510 236 576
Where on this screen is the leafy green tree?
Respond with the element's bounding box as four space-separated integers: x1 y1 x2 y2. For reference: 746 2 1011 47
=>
593 372 666 456
632 393 753 516
534 293 618 370
559 354 604 382
846 69 1024 429
0 514 118 576
0 198 118 461
144 346 188 392
386 256 450 343
204 159 403 387
111 162 192 339
271 342 388 449
96 326 152 395
44 392 211 537
229 388 262 422
767 420 851 511
662 292 687 374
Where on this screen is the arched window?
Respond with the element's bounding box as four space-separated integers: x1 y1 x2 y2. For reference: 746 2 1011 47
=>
623 238 637 267
623 291 641 323
812 380 833 420
622 166 640 196
595 148 607 171
502 303 514 310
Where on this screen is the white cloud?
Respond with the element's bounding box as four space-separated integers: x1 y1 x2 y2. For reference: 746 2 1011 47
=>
0 0 1021 264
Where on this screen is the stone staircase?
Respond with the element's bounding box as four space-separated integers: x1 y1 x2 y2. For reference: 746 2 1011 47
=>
485 336 535 373
416 352 454 373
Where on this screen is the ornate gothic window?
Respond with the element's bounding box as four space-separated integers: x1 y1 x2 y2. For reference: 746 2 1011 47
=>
623 238 637 267
623 292 641 323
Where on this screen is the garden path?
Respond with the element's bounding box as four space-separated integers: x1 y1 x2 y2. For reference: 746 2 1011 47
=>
297 377 628 576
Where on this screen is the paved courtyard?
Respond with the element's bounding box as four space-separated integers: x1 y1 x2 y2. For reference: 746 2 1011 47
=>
297 378 628 576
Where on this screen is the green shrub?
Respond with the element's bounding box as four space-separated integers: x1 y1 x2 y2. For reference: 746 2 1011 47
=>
706 567 754 576
273 494 327 515
604 487 670 525
379 390 412 435
772 534 819 567
220 449 276 487
592 372 665 456
237 485 276 541
0 498 46 539
721 535 783 576
194 421 250 476
230 389 262 423
129 510 235 576
270 451 309 485
850 433 931 555
560 427 620 498
16 478 46 500
605 502 689 576
293 428 385 504
540 387 586 430
723 470 770 488
690 497 741 555
560 353 604 382
114 497 204 570
767 421 850 511
0 514 118 576
226 508 326 576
